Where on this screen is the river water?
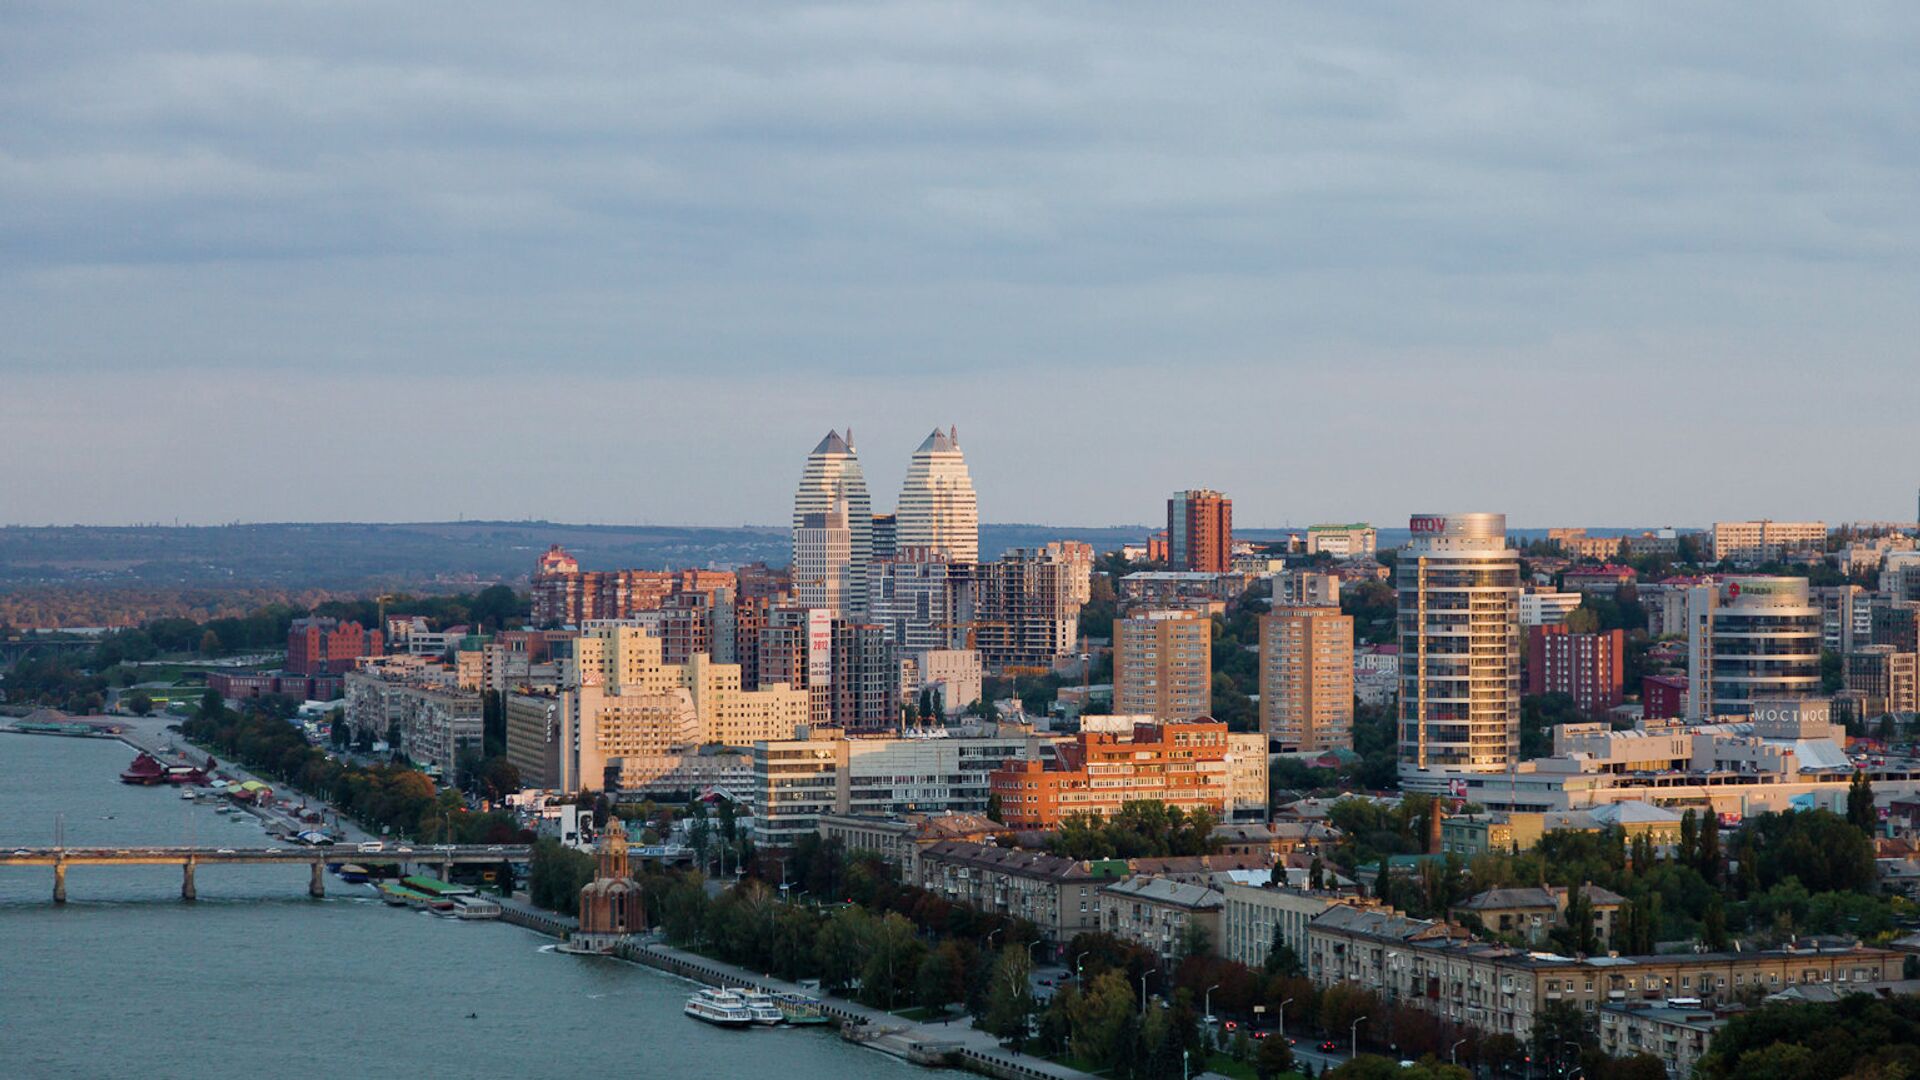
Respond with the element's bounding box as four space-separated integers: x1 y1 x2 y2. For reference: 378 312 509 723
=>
0 734 920 1080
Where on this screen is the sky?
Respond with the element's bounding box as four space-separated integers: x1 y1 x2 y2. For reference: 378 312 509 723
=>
4 2 1918 529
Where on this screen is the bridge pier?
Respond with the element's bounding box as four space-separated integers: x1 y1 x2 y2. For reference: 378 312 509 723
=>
182 859 196 901
309 860 325 899
53 861 66 904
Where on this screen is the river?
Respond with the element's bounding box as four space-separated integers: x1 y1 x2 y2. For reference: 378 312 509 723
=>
0 733 921 1080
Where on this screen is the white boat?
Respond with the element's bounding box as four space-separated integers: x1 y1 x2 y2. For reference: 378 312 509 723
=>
684 988 755 1028
735 990 786 1026
453 896 502 920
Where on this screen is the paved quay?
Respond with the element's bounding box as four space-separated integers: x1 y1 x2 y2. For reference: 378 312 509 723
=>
618 937 1090 1080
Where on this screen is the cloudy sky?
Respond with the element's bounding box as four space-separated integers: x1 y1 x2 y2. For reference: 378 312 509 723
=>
4 2 1917 529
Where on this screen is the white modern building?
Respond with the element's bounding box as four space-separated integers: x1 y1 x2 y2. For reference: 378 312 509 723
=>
1305 523 1377 559
793 501 853 617
794 430 873 618
895 426 978 564
1684 577 1822 719
1519 589 1582 627
1711 520 1827 564
1397 513 1522 779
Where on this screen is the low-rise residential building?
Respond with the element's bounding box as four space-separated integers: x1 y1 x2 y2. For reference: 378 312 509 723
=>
914 840 1126 944
1219 881 1378 969
1308 906 1898 1043
815 811 1000 879
1096 876 1224 963
1452 885 1624 949
1437 811 1598 858
1306 524 1377 559
1598 1000 1732 1078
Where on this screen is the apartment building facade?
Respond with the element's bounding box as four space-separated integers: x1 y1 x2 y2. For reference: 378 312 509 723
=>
1259 606 1355 752
1113 608 1212 720
989 720 1235 828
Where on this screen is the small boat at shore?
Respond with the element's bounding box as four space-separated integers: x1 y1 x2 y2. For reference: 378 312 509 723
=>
334 864 371 884
773 992 831 1025
684 988 755 1028
378 882 432 907
734 990 785 1026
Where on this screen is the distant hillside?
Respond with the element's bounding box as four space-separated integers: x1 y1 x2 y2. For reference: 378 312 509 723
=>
0 520 1681 597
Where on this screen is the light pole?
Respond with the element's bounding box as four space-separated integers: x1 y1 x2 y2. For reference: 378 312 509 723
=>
1351 1015 1368 1061
1278 996 1294 1039
1075 951 1091 985
1204 982 1220 1022
1140 972 1149 1018
1451 1038 1468 1065
987 928 1003 952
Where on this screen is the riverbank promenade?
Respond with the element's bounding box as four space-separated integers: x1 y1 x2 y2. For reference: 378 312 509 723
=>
626 937 1093 1080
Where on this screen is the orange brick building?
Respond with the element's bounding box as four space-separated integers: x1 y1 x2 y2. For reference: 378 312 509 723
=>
990 720 1232 828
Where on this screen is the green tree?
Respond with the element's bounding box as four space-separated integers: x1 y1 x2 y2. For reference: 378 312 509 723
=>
1254 1029 1295 1078
126 690 154 716
1530 1001 1596 1075
1702 896 1730 950
984 945 1035 1052
1068 970 1137 1067
1847 771 1877 833
1264 930 1305 978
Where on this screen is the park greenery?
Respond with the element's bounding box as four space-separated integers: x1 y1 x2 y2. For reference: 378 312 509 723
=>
1047 801 1220 860
1695 993 1920 1080
1 586 529 713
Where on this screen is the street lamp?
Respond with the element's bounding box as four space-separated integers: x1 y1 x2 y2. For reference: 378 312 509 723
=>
1075 951 1091 984
1451 1038 1468 1065
987 928 1003 951
1278 996 1294 1039
1026 939 1043 964
1351 1015 1368 1060
1204 983 1220 1023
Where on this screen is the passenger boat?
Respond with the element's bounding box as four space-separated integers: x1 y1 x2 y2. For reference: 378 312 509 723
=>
452 896 502 920
378 882 432 907
684 988 755 1028
333 864 371 884
773 992 831 1025
735 990 786 1026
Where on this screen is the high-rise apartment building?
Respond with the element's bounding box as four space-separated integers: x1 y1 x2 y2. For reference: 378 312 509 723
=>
970 542 1094 673
793 431 873 618
1259 607 1355 752
896 426 978 563
529 545 739 627
1113 609 1212 721
1526 625 1625 716
1168 490 1233 572
1397 513 1522 777
1710 520 1827 564
1684 577 1822 718
868 548 971 651
1812 584 1873 654
1845 646 1919 718
511 622 810 792
831 620 898 732
793 502 853 616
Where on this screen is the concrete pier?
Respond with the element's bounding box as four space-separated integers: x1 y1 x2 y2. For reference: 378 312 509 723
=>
309 861 325 899
53 861 66 904
182 859 196 901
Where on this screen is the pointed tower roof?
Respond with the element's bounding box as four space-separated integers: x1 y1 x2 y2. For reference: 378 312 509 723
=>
916 427 958 454
812 430 850 455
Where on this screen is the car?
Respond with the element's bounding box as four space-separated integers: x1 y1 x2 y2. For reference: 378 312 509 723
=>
12 849 31 857
1319 1040 1339 1053
1223 1020 1238 1032
394 846 413 854
215 848 236 854
1251 1030 1269 1040
357 842 385 853
486 845 505 852
1038 979 1053 987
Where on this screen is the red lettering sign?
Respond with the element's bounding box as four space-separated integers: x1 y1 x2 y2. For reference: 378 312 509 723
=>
1409 516 1448 534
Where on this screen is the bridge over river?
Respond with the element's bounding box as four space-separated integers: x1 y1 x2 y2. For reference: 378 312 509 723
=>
0 844 530 902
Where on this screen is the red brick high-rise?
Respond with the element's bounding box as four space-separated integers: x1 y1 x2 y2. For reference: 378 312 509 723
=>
1168 490 1232 573
1526 625 1625 716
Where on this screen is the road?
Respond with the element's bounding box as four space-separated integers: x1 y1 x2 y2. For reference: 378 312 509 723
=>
113 715 378 844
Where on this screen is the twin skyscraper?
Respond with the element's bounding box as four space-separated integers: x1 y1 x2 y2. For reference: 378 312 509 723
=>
790 428 979 619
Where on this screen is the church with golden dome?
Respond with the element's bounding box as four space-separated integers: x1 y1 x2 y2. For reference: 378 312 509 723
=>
569 818 644 953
